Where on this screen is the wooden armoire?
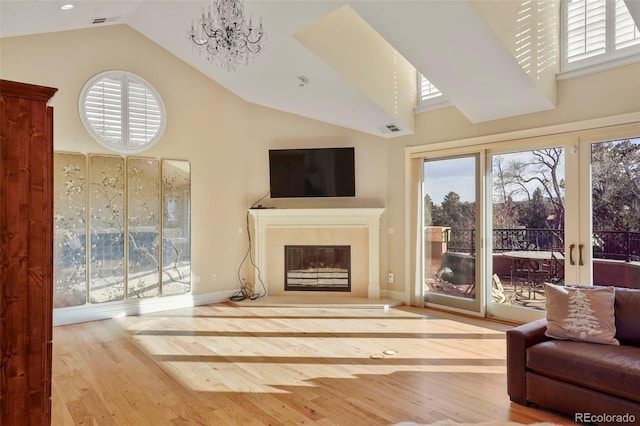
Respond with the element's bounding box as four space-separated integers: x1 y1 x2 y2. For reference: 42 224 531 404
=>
1 79 57 425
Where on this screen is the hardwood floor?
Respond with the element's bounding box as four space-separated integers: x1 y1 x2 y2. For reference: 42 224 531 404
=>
52 303 576 425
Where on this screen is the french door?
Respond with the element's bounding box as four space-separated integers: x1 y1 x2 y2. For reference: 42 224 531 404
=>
487 145 567 322
576 135 640 286
486 129 639 322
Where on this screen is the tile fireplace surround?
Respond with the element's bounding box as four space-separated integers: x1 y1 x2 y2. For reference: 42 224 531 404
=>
248 208 385 298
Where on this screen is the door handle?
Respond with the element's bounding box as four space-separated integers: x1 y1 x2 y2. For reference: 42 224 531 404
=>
579 244 584 266
569 244 576 265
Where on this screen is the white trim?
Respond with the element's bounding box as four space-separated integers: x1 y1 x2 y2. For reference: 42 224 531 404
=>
404 154 414 306
414 98 453 114
53 290 235 326
406 112 640 155
382 288 410 305
423 301 486 318
557 51 640 80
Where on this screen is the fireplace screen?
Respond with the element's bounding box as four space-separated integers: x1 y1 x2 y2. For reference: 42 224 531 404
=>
284 245 350 291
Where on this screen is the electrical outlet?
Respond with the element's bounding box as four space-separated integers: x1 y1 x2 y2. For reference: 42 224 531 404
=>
388 272 394 284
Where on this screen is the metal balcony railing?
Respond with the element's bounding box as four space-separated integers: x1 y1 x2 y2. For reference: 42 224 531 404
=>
442 228 640 262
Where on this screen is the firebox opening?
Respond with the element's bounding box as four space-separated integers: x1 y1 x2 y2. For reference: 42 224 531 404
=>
284 245 351 292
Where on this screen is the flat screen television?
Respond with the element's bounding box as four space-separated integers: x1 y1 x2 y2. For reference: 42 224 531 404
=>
269 147 355 198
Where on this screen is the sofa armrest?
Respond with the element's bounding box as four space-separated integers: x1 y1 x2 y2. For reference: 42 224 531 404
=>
506 318 549 404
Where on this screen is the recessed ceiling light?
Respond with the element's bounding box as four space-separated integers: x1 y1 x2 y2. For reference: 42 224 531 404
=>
60 4 75 10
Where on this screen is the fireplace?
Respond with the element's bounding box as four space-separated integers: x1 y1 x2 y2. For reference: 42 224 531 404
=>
285 245 350 292
248 208 385 298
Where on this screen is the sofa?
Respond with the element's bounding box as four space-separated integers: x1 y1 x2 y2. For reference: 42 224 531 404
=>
507 286 640 424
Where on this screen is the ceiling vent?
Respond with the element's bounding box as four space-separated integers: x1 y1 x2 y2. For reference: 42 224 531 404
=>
90 16 120 25
377 123 403 135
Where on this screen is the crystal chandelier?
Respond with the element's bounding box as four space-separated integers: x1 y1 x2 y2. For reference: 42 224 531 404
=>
187 0 265 72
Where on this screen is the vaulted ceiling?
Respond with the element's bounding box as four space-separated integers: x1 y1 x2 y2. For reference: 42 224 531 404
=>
2 0 608 139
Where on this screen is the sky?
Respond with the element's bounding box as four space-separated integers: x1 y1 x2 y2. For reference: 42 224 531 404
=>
423 150 565 205
423 139 638 206
424 156 476 203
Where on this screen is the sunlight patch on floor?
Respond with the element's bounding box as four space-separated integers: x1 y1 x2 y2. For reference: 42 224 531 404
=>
120 305 508 394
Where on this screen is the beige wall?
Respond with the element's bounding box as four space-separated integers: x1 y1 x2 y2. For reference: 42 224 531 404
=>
0 24 389 298
1 21 639 303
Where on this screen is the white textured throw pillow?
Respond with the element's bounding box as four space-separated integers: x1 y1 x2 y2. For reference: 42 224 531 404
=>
544 283 619 345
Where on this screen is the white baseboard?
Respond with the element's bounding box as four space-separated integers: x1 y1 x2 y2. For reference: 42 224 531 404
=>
381 288 410 304
53 290 236 326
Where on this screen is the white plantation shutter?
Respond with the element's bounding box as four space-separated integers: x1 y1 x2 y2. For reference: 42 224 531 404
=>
127 77 163 150
564 0 640 68
566 0 606 63
419 74 442 102
84 77 123 147
79 71 165 153
615 0 640 50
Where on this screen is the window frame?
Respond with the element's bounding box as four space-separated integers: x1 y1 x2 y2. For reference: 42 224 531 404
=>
79 70 166 154
561 0 640 74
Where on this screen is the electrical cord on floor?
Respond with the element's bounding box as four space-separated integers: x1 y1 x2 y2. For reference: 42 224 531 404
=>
229 278 257 301
229 191 269 302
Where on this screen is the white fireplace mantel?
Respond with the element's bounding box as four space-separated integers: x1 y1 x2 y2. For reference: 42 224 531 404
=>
248 208 385 298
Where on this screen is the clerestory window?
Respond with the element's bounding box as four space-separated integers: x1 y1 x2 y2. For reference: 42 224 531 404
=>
419 74 442 101
563 0 640 72
416 73 451 111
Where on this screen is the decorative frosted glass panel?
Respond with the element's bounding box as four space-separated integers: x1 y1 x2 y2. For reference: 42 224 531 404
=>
53 153 87 308
89 155 125 303
127 158 160 298
161 160 191 295
52 153 192 311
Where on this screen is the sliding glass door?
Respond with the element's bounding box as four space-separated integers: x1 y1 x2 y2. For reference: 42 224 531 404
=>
423 154 482 313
